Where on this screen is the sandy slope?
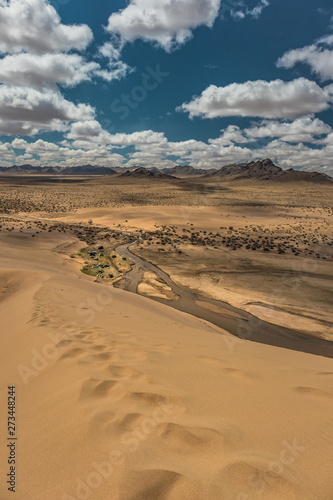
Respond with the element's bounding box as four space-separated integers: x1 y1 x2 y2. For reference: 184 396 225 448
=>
0 232 333 500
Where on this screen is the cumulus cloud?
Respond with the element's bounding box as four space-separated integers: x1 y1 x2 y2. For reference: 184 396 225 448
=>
0 2 129 135
277 35 333 81
0 53 100 88
125 152 174 169
106 0 221 51
179 78 333 119
254 139 333 174
208 125 249 145
5 124 333 176
207 118 331 149
9 137 126 167
244 117 331 143
0 86 95 135
0 141 15 161
0 0 92 54
12 138 60 154
229 0 269 21
57 117 333 175
108 130 167 146
95 43 131 82
66 121 167 148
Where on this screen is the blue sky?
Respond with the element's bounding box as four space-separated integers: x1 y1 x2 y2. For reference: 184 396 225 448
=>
1 0 333 174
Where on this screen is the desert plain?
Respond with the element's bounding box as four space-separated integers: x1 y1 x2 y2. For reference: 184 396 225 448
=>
0 172 333 499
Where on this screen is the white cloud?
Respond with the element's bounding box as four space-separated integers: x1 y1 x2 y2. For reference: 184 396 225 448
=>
179 78 333 119
244 117 331 143
99 43 122 60
277 36 333 81
0 1 125 136
230 0 269 21
67 120 104 139
11 138 61 155
66 121 167 148
318 35 333 46
5 125 333 177
254 139 333 175
0 141 15 160
0 0 92 54
202 118 332 147
59 118 333 175
106 0 221 51
65 120 112 146
8 136 126 167
0 53 100 88
0 86 95 135
95 43 131 82
108 130 167 146
209 125 249 145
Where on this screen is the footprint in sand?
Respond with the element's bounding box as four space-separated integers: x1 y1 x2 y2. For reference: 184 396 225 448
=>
79 378 127 401
91 364 149 385
89 344 108 352
107 365 137 379
155 422 234 462
55 339 73 349
106 365 149 384
157 422 206 450
73 333 90 340
293 386 333 399
103 412 145 435
72 332 97 343
58 347 86 361
75 329 96 336
88 410 144 437
120 469 202 500
212 460 301 500
127 392 186 415
83 351 122 363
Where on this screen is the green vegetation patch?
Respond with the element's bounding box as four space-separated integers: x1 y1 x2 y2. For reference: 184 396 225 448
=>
79 245 131 280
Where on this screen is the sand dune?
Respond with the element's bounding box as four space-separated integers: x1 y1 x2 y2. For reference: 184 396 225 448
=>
0 230 333 500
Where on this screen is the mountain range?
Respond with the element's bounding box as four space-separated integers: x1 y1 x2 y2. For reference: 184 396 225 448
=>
0 160 332 182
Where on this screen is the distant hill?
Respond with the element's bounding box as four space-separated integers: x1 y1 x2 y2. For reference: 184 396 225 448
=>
43 167 63 174
209 159 333 183
119 167 175 179
211 159 281 179
112 165 140 173
60 165 117 175
0 164 117 175
162 165 217 176
0 164 43 173
150 167 164 175
273 168 333 183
